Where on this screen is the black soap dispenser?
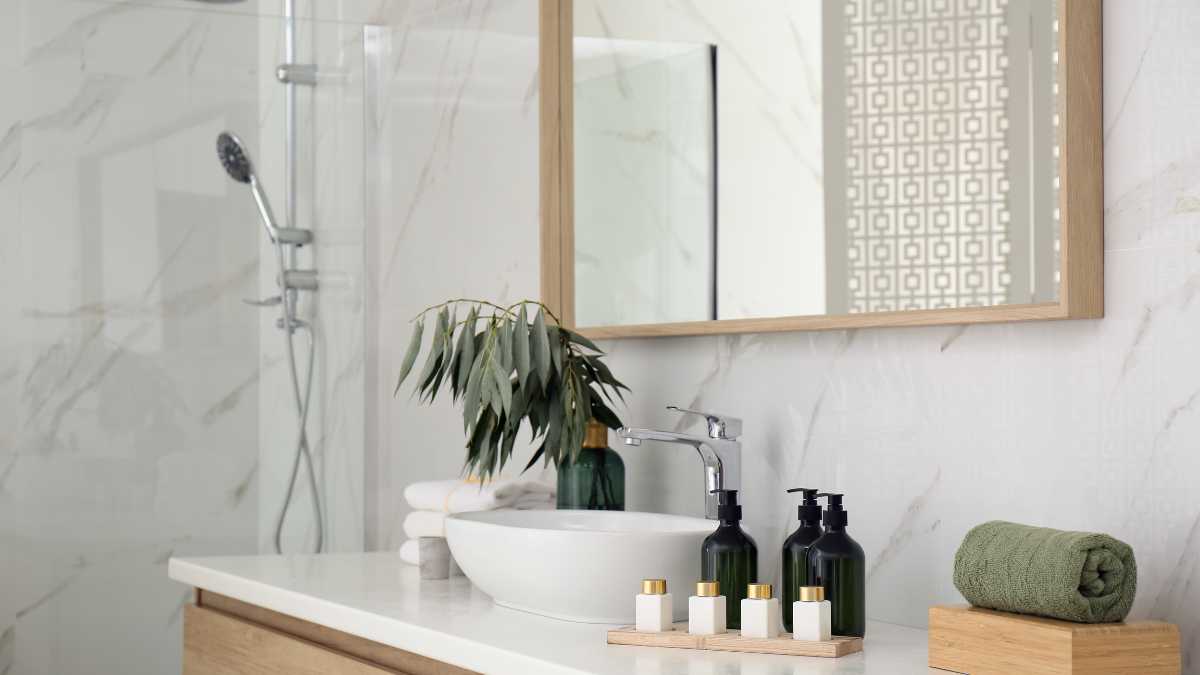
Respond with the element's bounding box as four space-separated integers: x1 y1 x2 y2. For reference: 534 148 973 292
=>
701 489 757 629
808 493 866 637
781 487 824 632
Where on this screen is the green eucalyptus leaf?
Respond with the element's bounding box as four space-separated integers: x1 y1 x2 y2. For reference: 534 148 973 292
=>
590 395 622 429
468 408 495 476
564 328 604 354
531 309 551 388
416 309 448 391
482 414 502 478
501 424 517 467
509 382 528 432
498 318 514 373
544 384 563 465
522 444 546 474
491 358 512 416
577 372 592 425
395 319 425 394
514 305 531 387
463 349 486 433
423 354 446 403
548 326 564 379
451 308 476 398
482 360 500 416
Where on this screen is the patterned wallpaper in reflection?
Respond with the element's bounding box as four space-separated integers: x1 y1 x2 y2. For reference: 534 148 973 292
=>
843 0 1015 311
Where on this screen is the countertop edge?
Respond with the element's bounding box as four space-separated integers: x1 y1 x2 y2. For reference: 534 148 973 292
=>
167 557 598 675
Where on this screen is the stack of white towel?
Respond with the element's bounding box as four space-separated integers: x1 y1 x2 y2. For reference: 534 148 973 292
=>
398 477 556 565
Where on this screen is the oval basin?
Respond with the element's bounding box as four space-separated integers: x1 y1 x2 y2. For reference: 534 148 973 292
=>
445 510 715 624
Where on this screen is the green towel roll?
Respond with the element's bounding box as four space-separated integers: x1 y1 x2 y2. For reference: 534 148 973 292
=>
952 520 1137 624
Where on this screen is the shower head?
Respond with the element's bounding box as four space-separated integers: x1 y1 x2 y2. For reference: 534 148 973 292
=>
217 131 281 242
217 132 254 184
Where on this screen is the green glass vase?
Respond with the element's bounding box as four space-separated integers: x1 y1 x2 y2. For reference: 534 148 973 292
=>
556 420 625 511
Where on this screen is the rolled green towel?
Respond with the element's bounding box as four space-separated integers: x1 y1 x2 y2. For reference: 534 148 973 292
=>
952 520 1137 624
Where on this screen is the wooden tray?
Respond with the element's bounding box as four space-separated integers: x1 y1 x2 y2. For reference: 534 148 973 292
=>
929 605 1180 675
607 622 863 658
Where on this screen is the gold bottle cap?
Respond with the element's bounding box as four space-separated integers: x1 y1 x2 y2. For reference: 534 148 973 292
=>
746 583 773 600
695 581 719 597
583 420 609 449
641 579 667 595
798 586 825 602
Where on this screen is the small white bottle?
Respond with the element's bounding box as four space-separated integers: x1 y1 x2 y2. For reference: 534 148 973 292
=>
688 581 727 635
635 579 673 632
792 586 832 641
740 583 781 639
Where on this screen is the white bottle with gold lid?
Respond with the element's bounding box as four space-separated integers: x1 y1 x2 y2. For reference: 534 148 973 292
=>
688 581 726 635
740 583 780 639
635 579 672 632
792 586 832 641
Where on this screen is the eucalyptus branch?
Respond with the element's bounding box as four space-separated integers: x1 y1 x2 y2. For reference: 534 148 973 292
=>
413 298 518 322
412 298 562 327
394 298 627 481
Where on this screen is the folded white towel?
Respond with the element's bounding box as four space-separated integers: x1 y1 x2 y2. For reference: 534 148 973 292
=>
402 497 555 541
399 539 420 565
513 493 556 510
403 511 447 539
404 477 556 514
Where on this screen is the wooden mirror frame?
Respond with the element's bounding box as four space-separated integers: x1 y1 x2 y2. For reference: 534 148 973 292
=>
540 0 1102 339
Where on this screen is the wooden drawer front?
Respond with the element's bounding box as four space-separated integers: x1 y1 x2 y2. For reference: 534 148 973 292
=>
184 605 401 675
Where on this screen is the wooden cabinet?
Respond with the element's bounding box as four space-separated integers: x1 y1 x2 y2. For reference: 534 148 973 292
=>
183 591 476 675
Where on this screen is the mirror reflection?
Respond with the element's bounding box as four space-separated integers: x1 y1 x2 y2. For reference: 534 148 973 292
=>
573 0 1060 327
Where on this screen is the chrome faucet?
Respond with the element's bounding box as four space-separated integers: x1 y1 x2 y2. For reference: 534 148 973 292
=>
619 406 743 520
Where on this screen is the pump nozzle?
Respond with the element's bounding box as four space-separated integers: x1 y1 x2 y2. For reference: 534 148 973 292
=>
815 492 847 528
709 489 742 522
786 487 822 522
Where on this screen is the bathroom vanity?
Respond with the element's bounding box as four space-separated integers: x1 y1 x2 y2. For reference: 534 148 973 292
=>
170 553 933 674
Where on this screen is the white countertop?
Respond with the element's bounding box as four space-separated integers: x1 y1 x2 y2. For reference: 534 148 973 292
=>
169 552 938 675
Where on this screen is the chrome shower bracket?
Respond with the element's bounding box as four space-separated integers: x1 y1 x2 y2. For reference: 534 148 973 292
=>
276 64 318 86
281 269 319 291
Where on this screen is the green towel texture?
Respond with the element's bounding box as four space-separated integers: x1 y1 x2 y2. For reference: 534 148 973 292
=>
953 520 1137 624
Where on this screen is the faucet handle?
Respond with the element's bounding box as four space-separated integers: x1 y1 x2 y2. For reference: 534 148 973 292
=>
667 406 743 440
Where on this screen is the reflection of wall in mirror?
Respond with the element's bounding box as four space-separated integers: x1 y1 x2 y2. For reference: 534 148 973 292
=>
573 0 825 323
825 0 1060 313
574 37 716 327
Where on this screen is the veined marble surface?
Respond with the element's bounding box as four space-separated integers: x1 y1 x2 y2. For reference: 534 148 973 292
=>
371 1 1200 673
0 1 370 673
169 552 935 675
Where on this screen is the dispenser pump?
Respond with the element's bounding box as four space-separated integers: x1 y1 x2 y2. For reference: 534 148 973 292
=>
816 492 847 528
711 489 742 523
786 487 821 523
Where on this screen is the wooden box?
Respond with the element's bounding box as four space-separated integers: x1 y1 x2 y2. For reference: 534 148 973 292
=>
929 605 1180 675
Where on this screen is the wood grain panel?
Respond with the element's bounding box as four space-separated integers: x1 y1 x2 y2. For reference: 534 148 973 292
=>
539 0 572 326
1059 0 1105 320
184 605 400 675
607 622 862 658
928 605 1180 675
195 591 476 675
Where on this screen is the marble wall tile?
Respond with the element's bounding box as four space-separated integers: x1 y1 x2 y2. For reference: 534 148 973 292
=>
371 0 1200 672
366 0 544 549
74 0 413 27
3 1 371 672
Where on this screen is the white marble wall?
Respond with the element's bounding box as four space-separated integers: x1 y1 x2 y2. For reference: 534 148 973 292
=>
371 1 1200 672
0 1 368 673
366 0 549 548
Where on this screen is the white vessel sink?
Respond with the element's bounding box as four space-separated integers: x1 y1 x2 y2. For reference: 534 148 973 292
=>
444 510 715 624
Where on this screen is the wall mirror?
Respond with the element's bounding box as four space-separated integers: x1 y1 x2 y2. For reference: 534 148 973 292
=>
540 0 1102 338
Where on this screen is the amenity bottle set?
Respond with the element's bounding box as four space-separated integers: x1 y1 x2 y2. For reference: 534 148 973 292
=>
635 488 865 640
